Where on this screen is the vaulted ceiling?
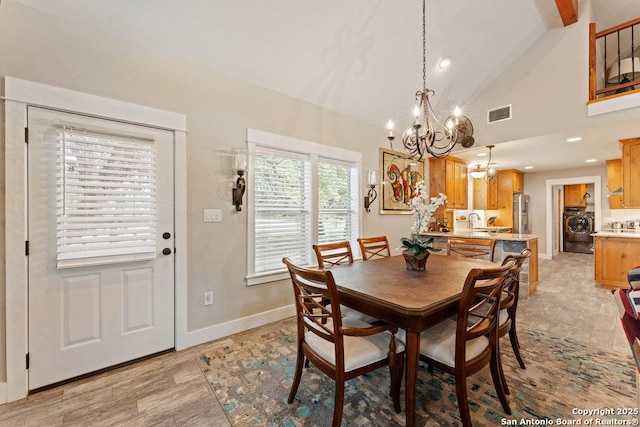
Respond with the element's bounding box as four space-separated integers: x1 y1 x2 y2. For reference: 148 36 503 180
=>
9 0 640 171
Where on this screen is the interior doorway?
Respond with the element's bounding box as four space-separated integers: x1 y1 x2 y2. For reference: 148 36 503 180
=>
545 176 602 259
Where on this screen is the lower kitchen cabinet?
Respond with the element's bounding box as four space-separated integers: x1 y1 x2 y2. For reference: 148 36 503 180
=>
594 236 640 289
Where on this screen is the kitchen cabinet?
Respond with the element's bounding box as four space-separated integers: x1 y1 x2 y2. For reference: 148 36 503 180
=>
564 184 587 207
429 156 467 230
478 169 525 229
594 236 640 289
473 176 498 210
512 170 524 194
622 137 640 208
429 156 468 221
606 159 623 209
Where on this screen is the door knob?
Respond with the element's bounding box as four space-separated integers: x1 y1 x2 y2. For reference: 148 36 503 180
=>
162 248 172 255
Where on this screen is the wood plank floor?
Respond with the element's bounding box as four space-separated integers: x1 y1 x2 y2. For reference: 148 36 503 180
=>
0 252 628 426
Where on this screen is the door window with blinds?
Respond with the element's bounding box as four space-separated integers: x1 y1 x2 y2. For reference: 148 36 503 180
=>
246 129 362 285
56 124 157 268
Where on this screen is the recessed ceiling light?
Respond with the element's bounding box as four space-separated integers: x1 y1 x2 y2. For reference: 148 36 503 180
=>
567 137 582 142
524 166 534 170
439 57 451 69
585 159 597 163
476 152 487 157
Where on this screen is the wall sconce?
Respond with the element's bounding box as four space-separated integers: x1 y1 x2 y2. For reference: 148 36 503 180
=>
231 147 247 211
364 170 378 213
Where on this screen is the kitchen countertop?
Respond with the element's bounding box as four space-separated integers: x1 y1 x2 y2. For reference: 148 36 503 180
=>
419 230 538 242
592 229 640 238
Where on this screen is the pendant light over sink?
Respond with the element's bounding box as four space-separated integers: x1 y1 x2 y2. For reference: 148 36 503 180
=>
469 145 496 182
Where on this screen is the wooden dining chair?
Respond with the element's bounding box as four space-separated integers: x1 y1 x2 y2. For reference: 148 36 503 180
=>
357 236 391 260
418 259 517 427
468 247 532 394
494 248 532 394
447 237 496 261
313 241 379 324
282 258 404 427
313 241 354 268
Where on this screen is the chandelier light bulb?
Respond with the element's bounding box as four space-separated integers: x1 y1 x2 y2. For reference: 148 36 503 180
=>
454 106 461 116
413 105 420 117
387 120 394 130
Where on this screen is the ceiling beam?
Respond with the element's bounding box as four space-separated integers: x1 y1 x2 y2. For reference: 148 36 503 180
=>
555 0 578 26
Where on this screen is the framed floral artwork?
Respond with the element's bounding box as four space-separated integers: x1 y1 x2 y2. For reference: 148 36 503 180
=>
379 147 425 214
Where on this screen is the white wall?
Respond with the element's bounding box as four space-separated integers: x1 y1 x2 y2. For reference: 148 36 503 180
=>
471 0 640 146
0 1 415 370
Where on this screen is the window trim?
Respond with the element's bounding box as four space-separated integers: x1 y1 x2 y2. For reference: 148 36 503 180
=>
245 129 362 286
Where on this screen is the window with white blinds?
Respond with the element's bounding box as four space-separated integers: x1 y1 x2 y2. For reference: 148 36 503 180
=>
318 160 358 245
56 127 157 268
246 129 362 285
253 149 311 273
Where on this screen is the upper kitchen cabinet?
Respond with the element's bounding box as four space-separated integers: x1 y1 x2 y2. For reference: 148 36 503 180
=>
512 170 525 194
606 159 623 209
473 175 498 210
622 137 640 208
564 184 587 207
429 156 468 209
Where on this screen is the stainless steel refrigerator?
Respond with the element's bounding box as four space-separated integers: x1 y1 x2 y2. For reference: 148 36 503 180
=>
513 194 531 234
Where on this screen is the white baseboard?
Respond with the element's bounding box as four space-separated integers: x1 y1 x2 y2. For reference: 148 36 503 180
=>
185 304 296 348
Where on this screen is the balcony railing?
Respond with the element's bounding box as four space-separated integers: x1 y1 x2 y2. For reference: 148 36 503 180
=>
589 17 640 102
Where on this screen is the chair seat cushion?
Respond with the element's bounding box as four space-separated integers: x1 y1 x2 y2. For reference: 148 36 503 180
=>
419 319 489 367
305 317 405 372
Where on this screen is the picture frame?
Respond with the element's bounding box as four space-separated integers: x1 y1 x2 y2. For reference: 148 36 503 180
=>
379 147 426 214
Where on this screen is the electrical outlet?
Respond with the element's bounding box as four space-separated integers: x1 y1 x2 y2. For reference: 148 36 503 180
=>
204 290 213 306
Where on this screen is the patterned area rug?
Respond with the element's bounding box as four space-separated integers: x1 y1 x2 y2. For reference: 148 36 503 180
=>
199 318 636 426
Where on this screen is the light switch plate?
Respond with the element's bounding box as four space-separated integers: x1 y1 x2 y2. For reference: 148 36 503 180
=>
204 209 222 222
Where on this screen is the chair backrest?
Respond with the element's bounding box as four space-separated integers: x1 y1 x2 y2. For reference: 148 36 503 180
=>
282 257 343 348
313 241 354 268
357 236 391 260
455 259 517 365
499 248 532 311
447 237 496 261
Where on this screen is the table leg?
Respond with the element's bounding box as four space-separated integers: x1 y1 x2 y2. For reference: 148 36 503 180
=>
405 330 420 427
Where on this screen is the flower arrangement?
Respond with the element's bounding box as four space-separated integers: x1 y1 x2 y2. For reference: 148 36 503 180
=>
399 236 439 260
408 181 447 235
399 181 447 265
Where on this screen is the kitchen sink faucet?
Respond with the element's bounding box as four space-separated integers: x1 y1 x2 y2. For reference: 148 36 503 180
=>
468 212 481 229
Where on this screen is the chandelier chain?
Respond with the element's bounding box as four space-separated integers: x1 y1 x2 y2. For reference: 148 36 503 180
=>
385 0 475 160
422 0 426 92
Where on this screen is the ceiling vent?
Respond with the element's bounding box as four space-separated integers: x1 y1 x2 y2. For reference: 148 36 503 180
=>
487 105 512 123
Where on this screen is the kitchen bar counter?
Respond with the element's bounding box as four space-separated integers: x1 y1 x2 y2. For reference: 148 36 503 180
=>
417 231 539 297
592 229 640 238
419 230 538 242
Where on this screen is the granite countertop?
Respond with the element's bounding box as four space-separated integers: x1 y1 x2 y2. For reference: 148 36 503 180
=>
592 229 640 239
419 230 538 242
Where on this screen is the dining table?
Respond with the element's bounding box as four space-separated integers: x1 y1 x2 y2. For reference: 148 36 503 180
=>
328 254 498 427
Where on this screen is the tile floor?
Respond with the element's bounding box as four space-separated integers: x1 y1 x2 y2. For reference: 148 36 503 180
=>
0 252 629 426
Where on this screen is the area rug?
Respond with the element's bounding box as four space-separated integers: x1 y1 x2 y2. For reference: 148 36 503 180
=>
199 318 637 426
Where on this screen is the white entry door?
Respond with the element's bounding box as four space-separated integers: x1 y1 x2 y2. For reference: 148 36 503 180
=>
27 107 175 390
